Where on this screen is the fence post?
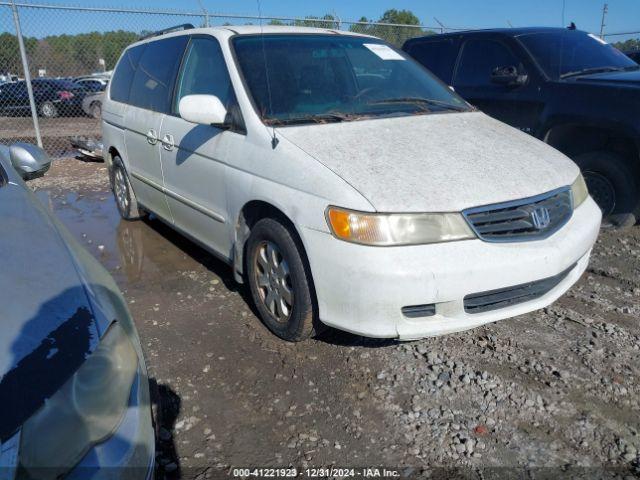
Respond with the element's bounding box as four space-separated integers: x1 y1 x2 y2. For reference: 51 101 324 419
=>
10 0 42 148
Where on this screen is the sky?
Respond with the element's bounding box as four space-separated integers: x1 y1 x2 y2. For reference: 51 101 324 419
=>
5 0 640 41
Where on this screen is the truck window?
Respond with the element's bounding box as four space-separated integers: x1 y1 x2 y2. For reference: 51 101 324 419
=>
455 38 521 87
406 39 457 83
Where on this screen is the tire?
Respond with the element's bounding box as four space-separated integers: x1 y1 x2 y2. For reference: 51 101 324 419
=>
89 101 102 119
110 156 145 221
573 150 638 221
38 101 58 118
246 217 320 342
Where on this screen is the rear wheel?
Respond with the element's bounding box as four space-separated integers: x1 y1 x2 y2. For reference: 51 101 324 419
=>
573 150 638 226
110 156 145 221
246 218 320 342
39 101 58 118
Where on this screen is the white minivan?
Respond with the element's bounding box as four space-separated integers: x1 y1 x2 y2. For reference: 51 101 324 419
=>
102 25 601 341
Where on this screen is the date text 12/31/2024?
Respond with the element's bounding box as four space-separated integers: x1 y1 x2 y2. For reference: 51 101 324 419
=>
231 468 401 478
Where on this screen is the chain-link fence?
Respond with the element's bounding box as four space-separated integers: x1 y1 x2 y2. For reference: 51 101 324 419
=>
0 2 443 158
0 2 638 158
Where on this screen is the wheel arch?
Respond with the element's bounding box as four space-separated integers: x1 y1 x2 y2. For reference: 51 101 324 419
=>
543 123 640 175
232 200 312 285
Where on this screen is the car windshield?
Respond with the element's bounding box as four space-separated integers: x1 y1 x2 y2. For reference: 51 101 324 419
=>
518 30 638 79
232 34 471 125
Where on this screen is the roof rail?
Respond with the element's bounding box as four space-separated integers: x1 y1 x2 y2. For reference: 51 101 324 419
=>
140 23 195 40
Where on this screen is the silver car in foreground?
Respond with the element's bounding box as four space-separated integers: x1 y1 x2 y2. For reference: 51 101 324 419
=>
0 143 154 479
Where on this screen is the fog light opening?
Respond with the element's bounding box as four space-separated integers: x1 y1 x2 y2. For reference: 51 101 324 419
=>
401 304 436 318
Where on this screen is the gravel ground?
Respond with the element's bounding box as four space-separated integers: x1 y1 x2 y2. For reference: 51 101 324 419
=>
30 158 640 479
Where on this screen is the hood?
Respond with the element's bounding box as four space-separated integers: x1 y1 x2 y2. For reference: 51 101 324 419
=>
571 68 640 88
0 173 99 442
278 112 579 212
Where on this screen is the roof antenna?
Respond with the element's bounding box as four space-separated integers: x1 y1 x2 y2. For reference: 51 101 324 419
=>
256 0 279 149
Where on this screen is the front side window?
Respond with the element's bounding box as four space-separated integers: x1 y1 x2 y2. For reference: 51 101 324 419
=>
232 34 470 125
518 30 638 79
128 36 188 113
174 37 236 113
454 39 522 87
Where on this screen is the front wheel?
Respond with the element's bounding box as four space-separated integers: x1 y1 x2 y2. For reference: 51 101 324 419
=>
89 101 102 119
573 150 638 226
246 218 320 342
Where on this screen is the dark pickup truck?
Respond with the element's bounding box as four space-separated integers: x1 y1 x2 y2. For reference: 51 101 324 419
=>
403 27 640 225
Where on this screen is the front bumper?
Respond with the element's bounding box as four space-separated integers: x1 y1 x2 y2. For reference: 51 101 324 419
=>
302 197 601 339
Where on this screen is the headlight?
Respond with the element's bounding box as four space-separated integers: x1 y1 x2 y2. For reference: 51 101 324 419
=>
571 173 589 208
19 323 138 479
326 206 476 246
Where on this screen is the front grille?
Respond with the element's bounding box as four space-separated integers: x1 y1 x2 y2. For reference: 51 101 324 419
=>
463 187 573 242
463 264 576 314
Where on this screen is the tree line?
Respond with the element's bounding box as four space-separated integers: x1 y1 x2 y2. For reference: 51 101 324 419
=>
0 8 637 79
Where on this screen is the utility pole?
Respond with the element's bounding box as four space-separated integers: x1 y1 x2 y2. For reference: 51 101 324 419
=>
599 3 608 39
433 17 446 34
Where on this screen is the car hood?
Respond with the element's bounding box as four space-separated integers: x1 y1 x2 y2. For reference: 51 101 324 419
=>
278 111 579 212
0 177 100 442
571 68 640 88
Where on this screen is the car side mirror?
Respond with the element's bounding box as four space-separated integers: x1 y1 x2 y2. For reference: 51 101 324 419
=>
10 142 51 181
491 65 528 86
179 94 229 128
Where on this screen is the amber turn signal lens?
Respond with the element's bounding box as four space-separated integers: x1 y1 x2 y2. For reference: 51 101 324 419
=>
328 208 352 240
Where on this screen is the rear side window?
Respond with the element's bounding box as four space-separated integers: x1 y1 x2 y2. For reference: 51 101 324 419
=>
406 39 457 83
129 36 189 113
454 38 521 87
174 37 236 113
110 44 146 103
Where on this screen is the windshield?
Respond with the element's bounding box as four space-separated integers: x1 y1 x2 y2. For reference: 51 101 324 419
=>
232 34 471 125
518 30 637 79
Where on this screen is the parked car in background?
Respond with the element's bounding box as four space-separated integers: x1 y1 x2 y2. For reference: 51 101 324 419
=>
103 25 600 342
624 50 640 63
75 77 108 92
0 142 154 479
82 91 104 118
403 27 640 226
0 79 86 118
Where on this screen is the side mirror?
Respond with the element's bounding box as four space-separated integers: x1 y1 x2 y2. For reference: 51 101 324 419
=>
10 142 51 181
178 94 229 127
491 65 528 86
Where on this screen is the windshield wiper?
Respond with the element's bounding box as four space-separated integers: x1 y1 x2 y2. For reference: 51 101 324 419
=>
560 66 626 79
265 113 353 126
367 97 469 112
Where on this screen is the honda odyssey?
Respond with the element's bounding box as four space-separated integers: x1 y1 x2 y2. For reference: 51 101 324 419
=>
102 25 601 341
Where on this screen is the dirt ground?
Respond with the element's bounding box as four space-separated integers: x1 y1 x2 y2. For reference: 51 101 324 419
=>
29 158 640 480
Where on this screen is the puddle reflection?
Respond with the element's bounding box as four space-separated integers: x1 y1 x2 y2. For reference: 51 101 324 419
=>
35 189 235 290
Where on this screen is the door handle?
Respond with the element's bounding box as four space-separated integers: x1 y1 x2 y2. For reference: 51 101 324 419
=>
146 128 158 145
161 134 175 151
